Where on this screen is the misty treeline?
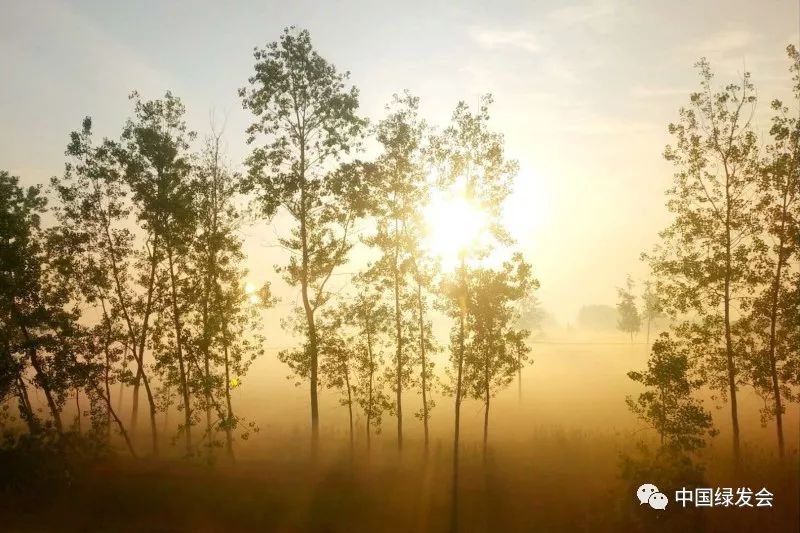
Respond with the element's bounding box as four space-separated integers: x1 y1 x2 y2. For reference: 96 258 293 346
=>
624 47 800 474
0 27 540 464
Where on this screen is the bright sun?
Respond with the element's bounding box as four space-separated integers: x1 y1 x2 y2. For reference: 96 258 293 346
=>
422 188 489 272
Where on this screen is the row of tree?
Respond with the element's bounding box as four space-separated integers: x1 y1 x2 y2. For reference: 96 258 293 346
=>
0 27 537 462
627 46 799 463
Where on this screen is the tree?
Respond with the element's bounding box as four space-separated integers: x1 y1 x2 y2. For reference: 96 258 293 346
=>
464 254 535 458
641 280 662 347
51 119 140 450
617 274 641 343
189 127 271 461
122 91 197 456
240 27 368 452
741 45 800 459
514 289 543 402
0 171 68 434
366 92 427 450
626 333 716 452
406 247 438 451
645 59 759 463
318 324 357 454
429 94 517 475
345 286 391 454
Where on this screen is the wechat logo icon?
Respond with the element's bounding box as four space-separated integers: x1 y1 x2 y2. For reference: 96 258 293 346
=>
637 483 669 510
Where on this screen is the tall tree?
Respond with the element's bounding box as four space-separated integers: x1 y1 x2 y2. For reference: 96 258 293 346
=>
339 285 391 454
367 92 427 450
646 59 759 463
742 45 800 459
189 127 271 460
406 247 438 452
122 91 196 456
52 118 141 450
464 254 534 459
617 274 641 343
430 94 517 476
0 171 79 435
240 27 368 452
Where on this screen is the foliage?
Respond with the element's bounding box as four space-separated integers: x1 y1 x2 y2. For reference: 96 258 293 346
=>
616 274 641 341
626 333 716 452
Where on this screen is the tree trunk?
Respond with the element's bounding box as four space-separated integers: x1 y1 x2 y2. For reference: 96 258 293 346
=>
724 196 741 464
223 340 235 462
298 163 320 456
345 367 354 456
417 280 429 452
167 241 192 456
766 198 789 458
128 236 160 456
483 378 490 462
15 374 38 433
75 388 82 434
365 320 374 455
453 257 467 475
16 318 63 434
393 219 404 451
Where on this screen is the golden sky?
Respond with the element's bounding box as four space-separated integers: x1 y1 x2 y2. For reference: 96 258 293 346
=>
2 0 798 322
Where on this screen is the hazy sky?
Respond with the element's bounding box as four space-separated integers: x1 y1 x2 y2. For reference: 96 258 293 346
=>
2 0 798 322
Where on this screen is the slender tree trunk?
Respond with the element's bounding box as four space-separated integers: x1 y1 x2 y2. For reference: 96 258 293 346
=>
393 219 404 451
453 257 467 474
483 377 490 462
223 340 235 462
92 383 136 458
365 322 375 455
345 367 354 456
163 385 170 432
766 201 789 458
16 318 63 434
75 388 82 434
15 374 37 433
127 236 160 455
724 197 741 464
295 140 320 454
104 341 112 439
167 241 192 456
417 280 429 452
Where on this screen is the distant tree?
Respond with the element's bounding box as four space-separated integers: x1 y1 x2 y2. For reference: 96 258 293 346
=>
645 59 760 463
641 280 662 347
740 45 800 459
626 333 716 451
240 27 368 452
430 94 517 474
515 291 543 401
464 254 534 458
576 304 617 330
616 275 641 343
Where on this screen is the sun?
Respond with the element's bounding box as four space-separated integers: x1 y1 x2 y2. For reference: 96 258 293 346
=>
244 282 260 305
422 187 489 272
